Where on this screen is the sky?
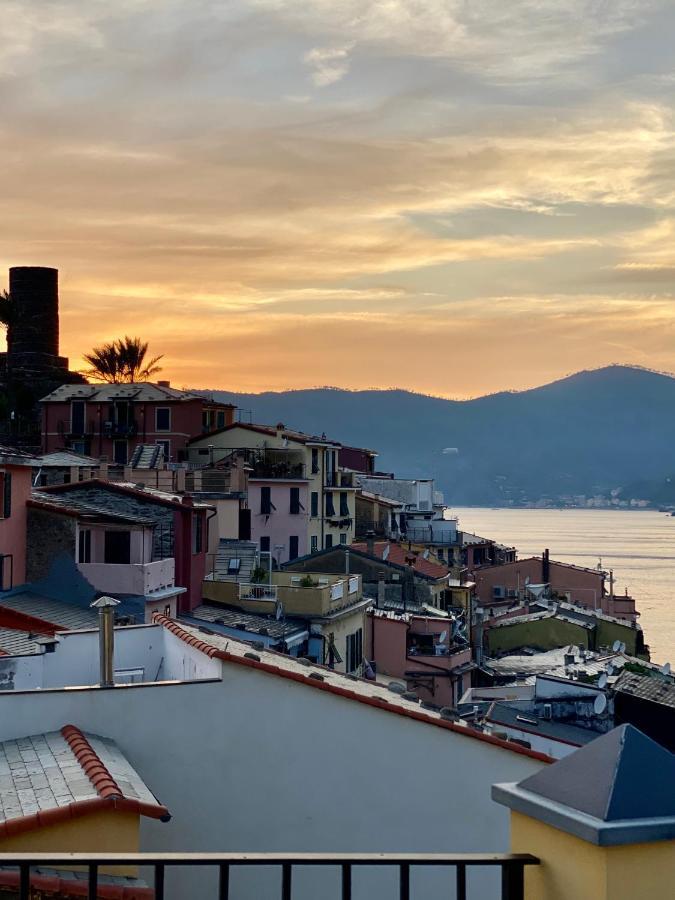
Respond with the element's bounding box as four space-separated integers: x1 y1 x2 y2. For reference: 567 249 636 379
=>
2 0 675 398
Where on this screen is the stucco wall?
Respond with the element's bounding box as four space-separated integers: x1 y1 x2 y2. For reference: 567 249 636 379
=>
475 559 604 609
487 617 591 654
0 464 32 588
0 631 546 900
249 481 309 563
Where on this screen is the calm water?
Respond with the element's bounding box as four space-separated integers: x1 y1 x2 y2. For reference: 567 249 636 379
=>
450 508 675 665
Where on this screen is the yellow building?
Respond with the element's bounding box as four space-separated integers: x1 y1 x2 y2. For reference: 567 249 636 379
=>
493 723 675 900
188 422 357 552
0 724 170 897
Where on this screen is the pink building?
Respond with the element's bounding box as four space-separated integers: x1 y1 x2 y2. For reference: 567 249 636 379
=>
41 382 235 465
0 447 36 590
367 611 473 707
248 479 310 565
472 553 637 621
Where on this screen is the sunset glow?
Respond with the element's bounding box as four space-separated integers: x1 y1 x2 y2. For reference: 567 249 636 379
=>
2 1 675 397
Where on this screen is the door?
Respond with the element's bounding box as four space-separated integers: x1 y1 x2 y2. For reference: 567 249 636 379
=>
104 531 131 564
239 507 251 540
289 535 299 560
113 440 128 465
71 401 85 434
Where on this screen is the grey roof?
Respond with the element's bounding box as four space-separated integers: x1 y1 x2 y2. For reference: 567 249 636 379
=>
41 382 204 403
189 604 306 641
486 702 597 747
33 450 100 467
0 628 42 656
0 729 162 826
517 724 675 821
0 592 99 632
613 670 675 709
0 446 39 466
31 490 156 525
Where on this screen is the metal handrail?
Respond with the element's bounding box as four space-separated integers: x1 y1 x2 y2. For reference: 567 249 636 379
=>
0 852 540 900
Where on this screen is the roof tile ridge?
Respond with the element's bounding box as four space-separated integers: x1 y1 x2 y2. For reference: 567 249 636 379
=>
152 613 219 657
61 724 122 799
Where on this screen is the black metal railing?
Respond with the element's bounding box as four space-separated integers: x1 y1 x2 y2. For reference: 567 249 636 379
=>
0 852 539 900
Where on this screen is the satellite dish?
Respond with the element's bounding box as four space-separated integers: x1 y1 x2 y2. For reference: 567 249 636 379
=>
382 545 390 561
598 673 608 689
661 662 671 676
612 640 622 653
439 631 448 643
594 694 608 715
619 642 626 654
422 549 430 560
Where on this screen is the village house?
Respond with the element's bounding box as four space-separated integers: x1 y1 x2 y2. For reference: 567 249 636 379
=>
0 446 38 591
187 422 357 559
40 381 236 465
472 550 637 621
25 480 213 615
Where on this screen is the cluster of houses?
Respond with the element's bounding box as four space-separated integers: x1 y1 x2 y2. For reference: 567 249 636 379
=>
0 267 673 898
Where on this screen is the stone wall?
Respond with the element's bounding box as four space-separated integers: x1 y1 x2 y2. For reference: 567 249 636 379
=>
26 508 76 582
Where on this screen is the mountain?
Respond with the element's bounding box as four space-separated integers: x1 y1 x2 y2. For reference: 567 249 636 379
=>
196 366 675 505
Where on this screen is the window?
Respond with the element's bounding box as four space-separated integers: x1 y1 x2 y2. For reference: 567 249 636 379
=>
325 492 335 517
290 487 302 515
311 448 319 474
346 628 363 674
156 440 170 462
104 531 131 565
289 536 299 560
216 410 226 429
156 408 171 431
164 604 171 617
310 535 318 553
71 401 85 434
260 486 275 515
202 410 211 431
325 534 333 549
113 440 127 465
192 514 203 554
340 533 347 545
310 492 319 517
339 493 350 517
78 529 91 563
260 536 271 554
0 472 12 519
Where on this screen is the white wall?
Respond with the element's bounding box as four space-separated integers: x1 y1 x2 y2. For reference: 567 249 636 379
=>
0 631 545 899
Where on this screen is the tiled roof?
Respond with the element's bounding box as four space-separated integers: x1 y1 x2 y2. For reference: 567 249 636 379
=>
0 592 99 633
0 628 43 657
30 490 156 525
351 541 451 580
34 450 100 467
613 670 675 709
477 555 605 576
188 604 306 641
37 479 213 511
154 614 553 763
0 868 153 899
0 725 169 837
0 446 39 465
41 381 211 403
486 702 597 747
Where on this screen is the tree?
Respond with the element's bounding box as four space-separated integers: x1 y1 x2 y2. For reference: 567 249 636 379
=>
0 290 17 347
82 336 163 383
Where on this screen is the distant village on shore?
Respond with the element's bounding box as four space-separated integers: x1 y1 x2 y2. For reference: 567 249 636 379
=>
0 266 673 896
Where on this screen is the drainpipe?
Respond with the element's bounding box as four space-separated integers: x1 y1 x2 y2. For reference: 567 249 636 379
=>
90 596 120 687
345 549 350 575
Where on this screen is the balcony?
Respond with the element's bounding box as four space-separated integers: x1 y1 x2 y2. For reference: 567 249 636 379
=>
0 852 539 899
203 573 363 617
57 419 95 438
102 420 138 437
78 558 175 595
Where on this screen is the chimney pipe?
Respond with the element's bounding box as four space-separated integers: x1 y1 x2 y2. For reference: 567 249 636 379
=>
90 596 120 687
365 530 375 557
542 548 550 584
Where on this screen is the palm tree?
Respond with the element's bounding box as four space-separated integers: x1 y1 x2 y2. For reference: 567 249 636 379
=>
0 290 17 347
82 336 163 383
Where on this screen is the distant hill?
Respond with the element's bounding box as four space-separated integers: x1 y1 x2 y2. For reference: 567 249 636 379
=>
195 366 675 505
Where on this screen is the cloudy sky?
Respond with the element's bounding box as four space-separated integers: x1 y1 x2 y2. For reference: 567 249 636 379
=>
2 0 675 397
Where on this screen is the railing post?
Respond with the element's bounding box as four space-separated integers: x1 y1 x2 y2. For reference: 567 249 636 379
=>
219 863 230 900
155 863 165 900
341 863 352 900
18 864 30 900
399 862 410 900
281 862 292 900
88 863 98 900
501 861 524 900
456 862 467 900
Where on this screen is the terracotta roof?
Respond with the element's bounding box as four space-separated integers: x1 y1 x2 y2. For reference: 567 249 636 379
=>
0 725 170 838
0 867 154 898
154 614 552 764
351 541 451 580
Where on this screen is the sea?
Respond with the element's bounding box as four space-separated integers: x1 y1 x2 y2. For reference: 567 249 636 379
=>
449 507 675 666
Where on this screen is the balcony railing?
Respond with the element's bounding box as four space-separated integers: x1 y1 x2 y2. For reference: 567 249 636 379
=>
0 852 540 900
103 420 138 437
239 583 278 602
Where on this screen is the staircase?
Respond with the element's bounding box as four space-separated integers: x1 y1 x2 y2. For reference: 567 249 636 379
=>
129 444 162 469
210 539 257 583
